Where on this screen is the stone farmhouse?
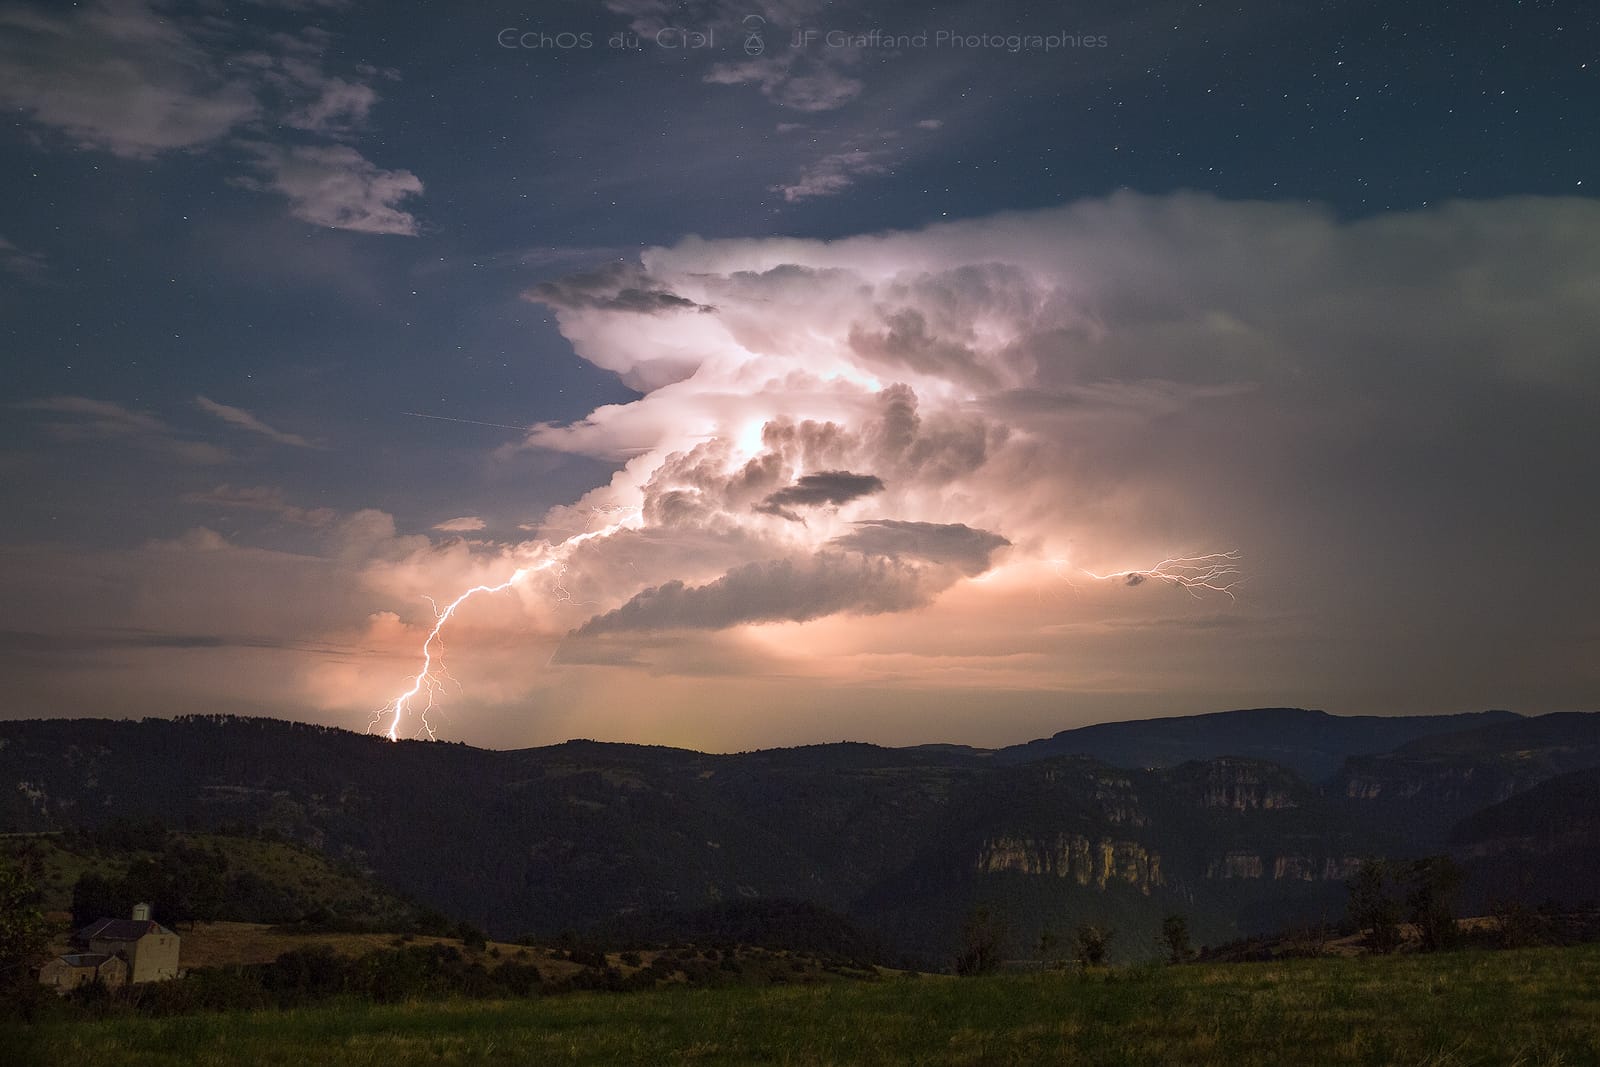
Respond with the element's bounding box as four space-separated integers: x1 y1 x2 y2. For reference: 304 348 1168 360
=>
40 902 181 992
38 951 129 993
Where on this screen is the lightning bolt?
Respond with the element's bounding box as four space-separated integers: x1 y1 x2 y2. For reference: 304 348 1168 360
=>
370 512 638 741
1078 550 1244 600
369 571 527 741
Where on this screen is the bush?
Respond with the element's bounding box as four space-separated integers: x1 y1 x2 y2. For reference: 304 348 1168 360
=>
1074 924 1113 968
1404 856 1463 952
954 908 1005 976
1347 859 1402 954
1162 914 1192 965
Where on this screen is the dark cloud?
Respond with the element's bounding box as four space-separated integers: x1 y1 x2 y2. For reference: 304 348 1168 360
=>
0 628 339 655
828 520 1010 576
182 485 337 526
575 520 1008 635
526 262 715 314
574 552 937 635
0 1 407 232
755 470 884 520
20 396 231 465
0 235 47 280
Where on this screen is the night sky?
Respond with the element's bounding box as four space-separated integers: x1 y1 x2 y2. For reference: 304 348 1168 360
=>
2 0 1597 750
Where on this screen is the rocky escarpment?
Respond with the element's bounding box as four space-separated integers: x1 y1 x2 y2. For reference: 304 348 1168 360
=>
977 834 1162 893
1192 758 1300 811
1329 714 1600 845
1155 757 1308 818
1204 851 1362 881
1337 763 1514 804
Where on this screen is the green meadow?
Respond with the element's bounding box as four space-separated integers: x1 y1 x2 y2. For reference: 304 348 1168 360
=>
10 945 1600 1066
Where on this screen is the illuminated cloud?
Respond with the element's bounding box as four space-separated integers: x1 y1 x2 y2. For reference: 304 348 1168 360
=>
237 144 424 235
284 78 377 135
195 396 316 448
771 148 888 202
471 193 1600 724
435 516 487 533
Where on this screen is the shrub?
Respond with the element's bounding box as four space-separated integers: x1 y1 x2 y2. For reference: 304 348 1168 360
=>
954 907 1006 976
1162 914 1192 964
1074 924 1113 968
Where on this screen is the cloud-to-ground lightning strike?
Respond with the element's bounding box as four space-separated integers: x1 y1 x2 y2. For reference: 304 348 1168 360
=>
369 572 526 741
1079 551 1245 600
371 517 636 741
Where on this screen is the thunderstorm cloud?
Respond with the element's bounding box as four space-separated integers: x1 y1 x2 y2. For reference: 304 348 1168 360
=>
11 193 1600 744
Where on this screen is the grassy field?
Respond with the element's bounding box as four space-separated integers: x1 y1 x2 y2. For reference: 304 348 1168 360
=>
166 921 539 971
10 944 1600 1066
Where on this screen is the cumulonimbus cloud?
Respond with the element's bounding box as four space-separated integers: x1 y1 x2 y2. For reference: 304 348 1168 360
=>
19 193 1600 741
496 192 1600 671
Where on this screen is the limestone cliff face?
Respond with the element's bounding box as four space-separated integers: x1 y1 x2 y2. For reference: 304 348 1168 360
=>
1340 764 1517 805
977 834 1162 893
1032 765 1147 826
1088 776 1147 827
1205 851 1361 881
1195 759 1299 811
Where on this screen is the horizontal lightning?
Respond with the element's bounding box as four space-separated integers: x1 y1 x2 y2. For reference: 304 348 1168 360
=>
1079 550 1244 601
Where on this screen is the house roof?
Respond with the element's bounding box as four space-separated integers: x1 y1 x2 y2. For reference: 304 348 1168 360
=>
75 918 175 942
56 953 117 968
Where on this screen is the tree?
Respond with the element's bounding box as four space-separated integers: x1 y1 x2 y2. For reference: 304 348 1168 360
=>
954 907 1005 976
1038 926 1065 968
1162 913 1192 964
1074 923 1113 968
71 872 127 928
457 923 488 952
1347 858 1401 954
0 854 52 989
1404 855 1463 952
1488 895 1546 949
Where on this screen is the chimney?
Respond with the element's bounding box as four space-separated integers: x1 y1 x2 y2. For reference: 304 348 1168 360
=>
131 902 151 922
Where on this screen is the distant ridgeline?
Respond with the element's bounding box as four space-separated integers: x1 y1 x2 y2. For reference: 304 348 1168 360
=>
2 709 1597 966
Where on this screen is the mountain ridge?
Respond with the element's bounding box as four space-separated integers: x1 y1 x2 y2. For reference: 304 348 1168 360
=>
3 708 1594 964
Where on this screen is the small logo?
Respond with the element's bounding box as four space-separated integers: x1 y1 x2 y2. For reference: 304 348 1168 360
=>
742 14 766 56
